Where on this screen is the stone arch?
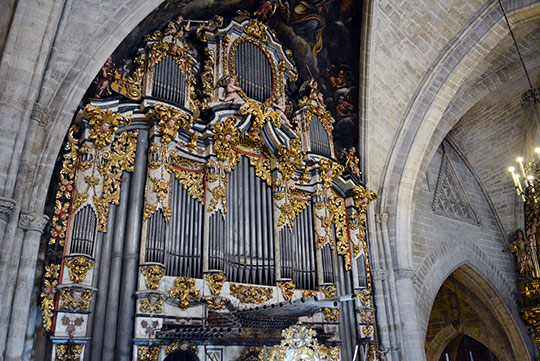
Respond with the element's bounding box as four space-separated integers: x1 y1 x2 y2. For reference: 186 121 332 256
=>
373 0 540 270
426 326 508 361
418 255 529 360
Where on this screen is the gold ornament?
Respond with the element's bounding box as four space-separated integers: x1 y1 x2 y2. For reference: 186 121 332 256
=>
154 104 193 145
358 288 371 307
41 279 57 332
267 324 340 361
277 138 305 182
83 105 131 149
239 99 281 138
55 344 83 361
319 159 343 190
303 290 319 299
203 296 230 310
169 277 201 309
201 47 215 103
140 265 165 290
59 287 94 311
278 280 295 301
166 341 198 355
244 19 268 42
353 185 378 214
197 15 224 42
137 345 161 361
230 284 273 304
321 284 336 298
65 256 94 283
323 307 340 321
168 158 205 203
139 293 166 314
205 272 227 295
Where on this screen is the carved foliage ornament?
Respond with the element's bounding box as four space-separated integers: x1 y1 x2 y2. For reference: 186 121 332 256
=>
278 280 295 301
55 344 83 361
140 265 165 290
83 105 131 149
59 287 94 312
267 324 340 361
230 284 273 304
139 293 166 314
137 345 161 361
166 341 198 355
65 256 94 283
154 104 193 145
169 277 201 309
239 100 282 139
205 272 227 295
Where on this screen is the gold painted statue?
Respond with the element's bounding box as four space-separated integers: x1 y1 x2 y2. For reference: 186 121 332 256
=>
505 230 536 277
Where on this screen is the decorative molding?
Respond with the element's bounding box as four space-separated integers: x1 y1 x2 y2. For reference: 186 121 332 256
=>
0 197 16 222
31 102 49 127
205 272 226 295
18 212 48 232
140 265 165 290
169 277 201 309
65 256 94 283
371 269 388 281
229 284 273 304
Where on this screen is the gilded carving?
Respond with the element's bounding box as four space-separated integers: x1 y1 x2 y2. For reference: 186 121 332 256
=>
41 279 57 332
154 104 193 145
169 277 201 309
83 105 131 149
55 344 83 361
137 345 161 361
59 287 94 312
303 290 319 299
196 15 224 42
203 296 230 310
239 100 282 139
65 256 94 283
278 280 295 301
244 19 268 42
267 324 340 361
166 341 198 355
321 285 336 298
230 284 273 304
323 307 340 321
187 132 199 152
202 47 215 103
207 117 241 214
205 272 227 295
140 265 165 290
319 159 343 190
139 294 166 314
50 126 79 245
168 161 205 203
358 288 371 307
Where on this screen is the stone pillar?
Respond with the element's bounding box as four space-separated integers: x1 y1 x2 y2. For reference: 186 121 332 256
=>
4 212 48 361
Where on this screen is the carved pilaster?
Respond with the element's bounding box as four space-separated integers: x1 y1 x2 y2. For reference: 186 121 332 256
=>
0 197 16 223
18 212 49 232
30 103 49 127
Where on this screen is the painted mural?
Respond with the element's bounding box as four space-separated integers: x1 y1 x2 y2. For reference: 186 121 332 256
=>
86 0 362 160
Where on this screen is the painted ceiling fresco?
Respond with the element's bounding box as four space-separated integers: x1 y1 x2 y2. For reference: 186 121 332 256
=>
86 0 362 156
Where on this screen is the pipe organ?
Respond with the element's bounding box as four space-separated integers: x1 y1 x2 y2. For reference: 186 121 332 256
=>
42 14 379 361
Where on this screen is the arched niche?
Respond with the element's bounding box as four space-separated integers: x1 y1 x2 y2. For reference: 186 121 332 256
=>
424 266 526 361
163 350 200 361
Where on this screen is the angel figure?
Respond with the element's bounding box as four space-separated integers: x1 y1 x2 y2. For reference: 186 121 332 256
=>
528 216 540 276
93 56 116 98
273 96 292 127
505 229 535 277
217 76 243 105
343 147 361 177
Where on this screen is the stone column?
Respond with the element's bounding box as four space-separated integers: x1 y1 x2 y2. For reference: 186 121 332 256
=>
4 212 48 361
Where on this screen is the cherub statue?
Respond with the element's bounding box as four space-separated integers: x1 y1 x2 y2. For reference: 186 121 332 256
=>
273 96 292 127
93 56 116 98
217 76 243 105
505 229 535 277
343 147 361 177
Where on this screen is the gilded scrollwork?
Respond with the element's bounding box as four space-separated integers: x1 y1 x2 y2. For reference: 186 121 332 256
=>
41 278 57 332
55 344 83 361
153 104 193 145
168 159 205 203
166 341 198 355
353 185 378 214
196 15 224 42
65 256 94 283
137 345 161 361
202 47 215 103
239 99 282 139
358 288 372 308
244 19 268 42
323 307 340 321
83 105 131 149
59 287 94 312
207 117 241 214
169 277 201 309
277 280 295 301
205 272 227 295
230 284 273 304
321 284 336 298
267 324 340 361
50 126 79 246
139 293 166 314
140 265 165 290
303 290 319 299
203 296 230 310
